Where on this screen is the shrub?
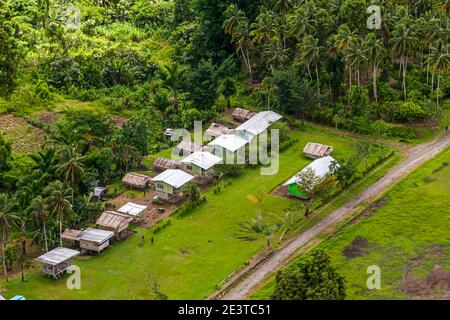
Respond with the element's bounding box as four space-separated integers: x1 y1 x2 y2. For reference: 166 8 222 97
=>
394 101 427 123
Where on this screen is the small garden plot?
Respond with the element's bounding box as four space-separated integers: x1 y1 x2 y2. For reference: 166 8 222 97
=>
0 114 44 153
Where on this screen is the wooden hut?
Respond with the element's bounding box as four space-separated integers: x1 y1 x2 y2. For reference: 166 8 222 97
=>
232 108 257 122
117 202 148 218
153 157 181 172
35 247 80 279
122 172 151 190
173 140 202 157
96 211 132 240
78 228 115 254
303 142 333 159
61 229 83 246
204 123 231 141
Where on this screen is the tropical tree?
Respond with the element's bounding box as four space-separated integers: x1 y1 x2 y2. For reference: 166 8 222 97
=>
28 196 49 252
425 39 450 106
250 9 276 46
345 37 368 86
223 4 247 38
273 0 293 17
0 194 19 281
44 181 74 246
299 35 323 97
365 33 386 102
220 77 237 111
288 5 316 42
56 147 85 204
390 22 417 99
157 64 186 114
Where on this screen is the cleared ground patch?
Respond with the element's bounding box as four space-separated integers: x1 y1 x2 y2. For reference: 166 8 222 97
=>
0 114 44 153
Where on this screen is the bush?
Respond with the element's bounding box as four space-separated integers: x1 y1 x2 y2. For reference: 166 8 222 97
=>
131 1 175 29
394 101 427 123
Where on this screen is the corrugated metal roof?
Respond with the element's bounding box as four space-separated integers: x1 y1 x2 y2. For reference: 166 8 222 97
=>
181 151 222 170
151 169 194 188
283 156 338 186
235 111 283 138
35 247 80 265
79 228 114 244
117 202 148 217
208 134 248 152
96 211 132 229
303 142 333 157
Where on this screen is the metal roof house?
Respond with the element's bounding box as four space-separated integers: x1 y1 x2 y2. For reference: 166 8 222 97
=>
283 156 338 198
153 157 181 172
35 247 80 279
181 151 222 176
303 142 334 159
208 134 248 164
78 228 115 254
234 111 283 142
117 202 148 217
122 172 151 190
151 169 194 202
96 211 133 240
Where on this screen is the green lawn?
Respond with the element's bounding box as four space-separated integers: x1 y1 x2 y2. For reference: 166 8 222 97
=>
252 147 450 300
1 125 393 300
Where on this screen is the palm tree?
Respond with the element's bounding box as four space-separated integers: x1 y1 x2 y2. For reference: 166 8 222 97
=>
0 194 19 281
56 147 85 204
157 64 186 114
288 6 316 42
299 35 323 97
345 37 368 86
333 24 356 89
365 33 386 102
250 9 276 46
426 40 450 106
262 40 288 73
273 0 293 17
234 23 254 76
29 196 49 252
44 181 74 246
223 4 247 38
390 22 417 99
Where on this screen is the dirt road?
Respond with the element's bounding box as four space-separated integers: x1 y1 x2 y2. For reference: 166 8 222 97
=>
218 133 450 300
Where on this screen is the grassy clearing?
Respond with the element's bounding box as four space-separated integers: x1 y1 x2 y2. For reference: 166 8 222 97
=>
0 114 44 153
1 125 393 300
252 148 450 300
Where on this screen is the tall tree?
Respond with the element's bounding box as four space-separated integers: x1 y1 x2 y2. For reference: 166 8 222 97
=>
365 33 386 102
158 64 186 114
426 40 450 106
0 194 19 281
56 147 85 204
220 77 237 111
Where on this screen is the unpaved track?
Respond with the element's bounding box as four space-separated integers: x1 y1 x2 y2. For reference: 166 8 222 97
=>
219 133 450 300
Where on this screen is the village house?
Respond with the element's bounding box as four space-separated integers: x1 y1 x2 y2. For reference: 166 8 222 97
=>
173 140 202 157
78 228 115 254
151 169 194 202
96 211 133 240
122 172 151 190
153 157 181 172
283 156 338 198
232 108 257 122
181 151 222 184
204 123 231 142
117 202 148 218
35 247 80 279
234 111 283 142
207 134 248 164
303 142 334 159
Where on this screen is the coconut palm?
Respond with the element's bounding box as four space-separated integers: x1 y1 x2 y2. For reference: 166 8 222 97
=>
365 33 387 102
157 64 186 114
0 194 19 281
288 6 316 42
390 22 417 99
28 196 49 252
273 0 293 17
223 4 247 37
426 40 450 106
250 9 276 46
44 181 74 246
234 23 254 76
345 37 368 86
299 35 323 97
262 40 288 73
56 147 85 204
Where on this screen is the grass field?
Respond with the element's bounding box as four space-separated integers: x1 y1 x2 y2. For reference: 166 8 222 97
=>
1 125 394 300
251 147 450 300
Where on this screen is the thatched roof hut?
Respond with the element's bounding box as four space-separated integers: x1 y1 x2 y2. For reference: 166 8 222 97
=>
204 123 231 141
96 211 132 239
122 172 151 190
232 108 257 122
174 140 202 157
153 157 181 171
303 142 334 159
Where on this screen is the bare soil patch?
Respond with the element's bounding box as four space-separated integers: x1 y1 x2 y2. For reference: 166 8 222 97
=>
0 114 44 153
111 115 129 128
37 111 59 125
400 267 450 299
343 236 372 260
